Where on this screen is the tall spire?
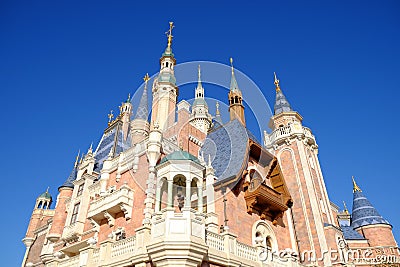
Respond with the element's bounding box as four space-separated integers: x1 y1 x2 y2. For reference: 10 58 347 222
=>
229 58 240 92
352 176 362 193
273 72 292 115
351 177 390 229
193 65 207 107
197 64 203 89
135 73 150 120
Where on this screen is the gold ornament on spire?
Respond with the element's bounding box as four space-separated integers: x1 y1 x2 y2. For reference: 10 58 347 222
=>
143 73 150 83
274 72 281 91
74 150 80 168
343 201 349 215
216 101 220 115
230 57 234 75
352 176 362 193
108 110 114 125
165 22 174 48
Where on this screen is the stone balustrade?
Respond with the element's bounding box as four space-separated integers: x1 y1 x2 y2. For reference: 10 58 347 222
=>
87 185 134 226
267 125 316 146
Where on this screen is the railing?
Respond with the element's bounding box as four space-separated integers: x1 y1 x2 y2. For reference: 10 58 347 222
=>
236 241 259 262
87 185 133 221
88 181 101 197
268 125 316 145
92 247 100 264
110 236 136 258
58 255 79 267
205 231 224 251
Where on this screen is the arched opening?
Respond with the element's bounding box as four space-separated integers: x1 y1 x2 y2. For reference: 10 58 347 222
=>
252 221 278 250
173 175 187 212
37 201 42 209
235 96 239 104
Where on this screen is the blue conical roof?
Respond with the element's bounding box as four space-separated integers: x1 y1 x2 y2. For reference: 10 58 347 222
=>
351 190 390 229
59 166 77 190
135 83 149 120
274 89 292 115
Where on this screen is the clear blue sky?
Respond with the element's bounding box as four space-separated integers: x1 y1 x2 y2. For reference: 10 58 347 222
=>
1 1 399 265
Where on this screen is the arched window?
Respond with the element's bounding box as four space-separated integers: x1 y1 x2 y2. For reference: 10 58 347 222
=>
252 220 278 251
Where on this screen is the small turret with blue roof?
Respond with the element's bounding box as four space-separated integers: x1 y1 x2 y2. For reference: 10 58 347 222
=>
351 176 390 229
273 72 293 115
58 151 80 190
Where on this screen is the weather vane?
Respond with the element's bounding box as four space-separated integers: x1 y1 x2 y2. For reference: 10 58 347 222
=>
108 110 114 124
274 72 280 91
165 22 174 48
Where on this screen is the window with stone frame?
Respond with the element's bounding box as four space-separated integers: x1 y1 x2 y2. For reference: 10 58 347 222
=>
70 202 80 225
77 183 84 196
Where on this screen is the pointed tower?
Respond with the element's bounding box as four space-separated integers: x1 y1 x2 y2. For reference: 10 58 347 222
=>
351 177 398 247
228 58 245 126
266 73 336 265
47 153 80 242
119 94 133 141
189 65 212 133
151 22 178 131
131 73 151 144
22 188 55 266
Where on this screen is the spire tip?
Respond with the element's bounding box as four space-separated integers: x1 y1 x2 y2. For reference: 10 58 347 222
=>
352 176 362 193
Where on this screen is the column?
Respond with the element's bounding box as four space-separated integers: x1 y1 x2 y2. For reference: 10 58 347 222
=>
197 185 203 212
185 178 191 208
155 180 161 212
167 180 173 208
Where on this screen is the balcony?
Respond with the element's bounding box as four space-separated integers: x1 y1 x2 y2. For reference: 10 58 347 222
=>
87 185 133 226
267 124 317 147
244 180 289 225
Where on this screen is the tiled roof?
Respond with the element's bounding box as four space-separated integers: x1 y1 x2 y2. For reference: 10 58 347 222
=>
201 119 249 183
134 83 149 120
159 151 200 165
351 190 390 229
93 125 131 173
59 166 77 190
274 89 292 115
341 225 366 240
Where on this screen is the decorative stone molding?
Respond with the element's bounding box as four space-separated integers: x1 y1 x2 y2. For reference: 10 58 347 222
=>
104 211 115 227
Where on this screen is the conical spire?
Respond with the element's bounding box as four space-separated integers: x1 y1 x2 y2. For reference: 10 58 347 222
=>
215 101 222 124
229 58 241 92
351 177 390 229
59 152 80 190
273 72 292 115
135 73 150 120
193 65 207 107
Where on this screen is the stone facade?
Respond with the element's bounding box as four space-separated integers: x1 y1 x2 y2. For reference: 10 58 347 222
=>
22 24 398 267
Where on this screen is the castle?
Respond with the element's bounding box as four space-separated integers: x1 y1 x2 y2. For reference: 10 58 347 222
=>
22 23 399 267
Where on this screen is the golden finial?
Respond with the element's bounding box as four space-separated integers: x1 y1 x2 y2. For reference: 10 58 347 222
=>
216 101 220 115
352 176 362 193
107 110 114 125
165 22 174 48
127 93 131 102
143 73 150 83
230 57 234 75
343 201 349 215
74 150 80 168
274 72 281 91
